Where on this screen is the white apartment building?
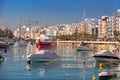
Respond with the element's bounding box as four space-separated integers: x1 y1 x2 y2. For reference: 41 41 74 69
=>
115 9 120 32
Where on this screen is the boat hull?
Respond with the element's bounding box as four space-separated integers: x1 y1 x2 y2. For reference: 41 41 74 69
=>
76 46 92 51
99 72 117 80
93 50 120 62
93 56 120 62
40 42 52 46
40 41 56 47
0 43 9 48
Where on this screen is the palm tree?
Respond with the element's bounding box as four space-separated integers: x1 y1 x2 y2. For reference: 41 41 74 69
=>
113 30 120 41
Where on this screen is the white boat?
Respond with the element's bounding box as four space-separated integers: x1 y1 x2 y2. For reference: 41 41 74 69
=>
93 50 120 62
0 37 9 48
99 72 117 79
76 46 92 51
0 41 9 48
27 50 59 62
76 41 92 51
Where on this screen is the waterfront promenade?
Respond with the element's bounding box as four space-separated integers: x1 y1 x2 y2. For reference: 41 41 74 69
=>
57 40 120 45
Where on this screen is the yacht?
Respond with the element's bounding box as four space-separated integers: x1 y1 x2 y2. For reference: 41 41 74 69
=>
27 50 59 62
92 50 120 62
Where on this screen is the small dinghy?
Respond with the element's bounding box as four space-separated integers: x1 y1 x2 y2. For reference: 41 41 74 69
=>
99 71 117 80
27 50 59 62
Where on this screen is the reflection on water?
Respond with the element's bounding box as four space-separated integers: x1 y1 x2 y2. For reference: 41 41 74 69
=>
0 43 120 80
99 76 117 80
95 61 120 70
27 60 61 70
59 44 120 80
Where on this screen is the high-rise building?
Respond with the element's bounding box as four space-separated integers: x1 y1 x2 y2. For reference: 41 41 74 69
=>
100 16 109 39
114 9 120 38
98 19 102 39
62 24 70 35
115 9 120 32
107 16 115 38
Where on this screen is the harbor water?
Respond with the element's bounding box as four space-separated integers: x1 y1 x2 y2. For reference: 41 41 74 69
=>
0 43 120 80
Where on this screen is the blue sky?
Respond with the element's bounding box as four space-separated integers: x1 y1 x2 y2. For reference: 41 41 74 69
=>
0 0 120 29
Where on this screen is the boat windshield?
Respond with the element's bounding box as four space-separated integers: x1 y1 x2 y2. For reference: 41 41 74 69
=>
80 41 88 46
96 50 117 57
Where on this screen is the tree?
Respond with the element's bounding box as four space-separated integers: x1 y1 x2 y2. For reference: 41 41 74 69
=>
0 29 14 39
0 29 4 37
7 30 14 39
113 30 120 40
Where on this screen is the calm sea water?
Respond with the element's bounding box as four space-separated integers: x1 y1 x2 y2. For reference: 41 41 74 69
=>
0 43 120 80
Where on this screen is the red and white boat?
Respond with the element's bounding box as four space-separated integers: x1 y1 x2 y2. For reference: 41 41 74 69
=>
36 34 56 47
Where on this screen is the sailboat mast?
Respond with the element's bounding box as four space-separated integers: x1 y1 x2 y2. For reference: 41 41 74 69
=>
19 14 23 39
83 9 86 20
82 9 86 40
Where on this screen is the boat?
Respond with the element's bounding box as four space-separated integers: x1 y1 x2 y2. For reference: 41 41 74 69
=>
0 56 4 62
98 71 117 80
0 50 4 62
92 50 120 62
27 50 59 62
0 38 9 48
76 41 92 51
36 34 56 47
0 41 9 48
8 39 15 45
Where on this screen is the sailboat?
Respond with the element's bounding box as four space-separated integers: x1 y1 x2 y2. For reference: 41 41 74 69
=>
76 9 92 51
17 14 28 46
76 41 92 51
